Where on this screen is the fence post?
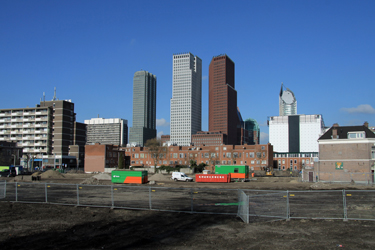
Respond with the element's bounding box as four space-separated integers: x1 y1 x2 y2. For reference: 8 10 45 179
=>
149 186 152 210
111 185 114 208
76 184 79 206
45 183 48 203
15 182 18 202
190 188 194 213
342 190 348 221
286 190 290 221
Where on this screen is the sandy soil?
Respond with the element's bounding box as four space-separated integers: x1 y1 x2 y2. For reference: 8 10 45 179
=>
1 171 375 249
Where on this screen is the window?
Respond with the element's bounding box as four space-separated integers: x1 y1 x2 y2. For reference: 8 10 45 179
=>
226 152 231 158
135 154 139 158
372 147 375 159
294 160 297 164
234 168 239 173
348 132 365 139
261 146 265 150
249 152 254 158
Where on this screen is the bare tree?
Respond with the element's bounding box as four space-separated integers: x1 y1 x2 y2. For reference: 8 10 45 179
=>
145 138 164 168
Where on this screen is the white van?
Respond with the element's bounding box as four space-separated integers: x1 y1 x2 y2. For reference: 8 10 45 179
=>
171 172 193 182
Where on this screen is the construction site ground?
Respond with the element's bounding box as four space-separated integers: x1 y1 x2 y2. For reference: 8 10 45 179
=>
1 171 375 249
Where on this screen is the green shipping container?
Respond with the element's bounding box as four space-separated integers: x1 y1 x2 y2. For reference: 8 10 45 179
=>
0 166 9 172
214 165 249 179
111 170 148 184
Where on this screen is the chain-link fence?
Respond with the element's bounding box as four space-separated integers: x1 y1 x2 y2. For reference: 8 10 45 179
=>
239 189 375 223
3 182 239 215
0 181 5 199
2 182 375 223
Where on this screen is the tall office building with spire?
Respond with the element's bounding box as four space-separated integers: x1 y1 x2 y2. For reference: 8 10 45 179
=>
279 83 297 116
170 52 202 146
129 70 157 146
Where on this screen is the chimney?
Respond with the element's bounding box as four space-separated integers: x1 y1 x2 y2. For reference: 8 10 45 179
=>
332 123 339 139
364 121 369 128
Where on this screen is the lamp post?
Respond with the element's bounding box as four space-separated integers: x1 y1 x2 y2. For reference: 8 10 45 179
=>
11 154 15 166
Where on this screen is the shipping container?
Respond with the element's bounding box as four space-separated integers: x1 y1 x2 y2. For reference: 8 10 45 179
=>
214 165 249 180
111 170 148 184
195 174 230 183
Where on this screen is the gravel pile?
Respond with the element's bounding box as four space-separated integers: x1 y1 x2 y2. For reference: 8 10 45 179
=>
148 173 172 182
93 173 111 180
40 170 65 179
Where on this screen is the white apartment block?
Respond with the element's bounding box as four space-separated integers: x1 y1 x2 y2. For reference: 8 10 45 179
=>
170 52 202 146
269 114 325 153
0 107 52 157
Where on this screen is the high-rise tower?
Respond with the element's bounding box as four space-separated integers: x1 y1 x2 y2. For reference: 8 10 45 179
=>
129 70 157 146
208 54 238 145
170 53 202 146
279 83 297 116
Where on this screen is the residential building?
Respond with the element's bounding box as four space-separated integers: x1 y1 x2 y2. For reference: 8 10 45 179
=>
269 114 325 153
85 118 128 146
316 122 375 183
122 143 273 171
279 83 297 116
129 70 157 146
170 52 202 146
0 94 85 169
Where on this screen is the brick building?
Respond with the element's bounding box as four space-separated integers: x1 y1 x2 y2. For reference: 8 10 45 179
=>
316 122 375 183
124 143 273 171
84 144 128 173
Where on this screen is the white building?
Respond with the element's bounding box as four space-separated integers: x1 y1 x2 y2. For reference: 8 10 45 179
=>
170 52 202 146
269 114 325 153
84 118 128 146
279 83 297 116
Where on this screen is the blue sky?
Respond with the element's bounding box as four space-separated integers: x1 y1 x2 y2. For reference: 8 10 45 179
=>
1 0 374 144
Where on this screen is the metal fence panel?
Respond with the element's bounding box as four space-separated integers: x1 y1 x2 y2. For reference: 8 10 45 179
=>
245 190 288 221
149 187 192 212
113 186 150 210
14 183 46 203
289 190 344 219
345 190 375 221
46 183 80 205
237 190 249 223
77 184 112 207
192 188 238 214
0 181 5 199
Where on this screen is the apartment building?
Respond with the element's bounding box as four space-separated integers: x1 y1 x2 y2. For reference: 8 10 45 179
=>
123 143 273 171
0 97 86 169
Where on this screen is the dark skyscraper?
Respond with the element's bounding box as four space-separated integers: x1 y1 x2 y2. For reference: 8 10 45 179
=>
129 70 157 146
208 54 239 145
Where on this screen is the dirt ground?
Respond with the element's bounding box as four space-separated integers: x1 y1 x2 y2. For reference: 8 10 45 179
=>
1 172 375 249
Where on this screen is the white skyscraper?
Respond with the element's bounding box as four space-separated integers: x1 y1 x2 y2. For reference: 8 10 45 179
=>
170 52 202 146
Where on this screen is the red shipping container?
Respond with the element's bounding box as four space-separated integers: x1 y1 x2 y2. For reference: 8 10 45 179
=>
195 174 231 183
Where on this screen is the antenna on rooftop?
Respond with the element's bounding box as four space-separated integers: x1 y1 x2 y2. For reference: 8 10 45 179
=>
53 87 57 101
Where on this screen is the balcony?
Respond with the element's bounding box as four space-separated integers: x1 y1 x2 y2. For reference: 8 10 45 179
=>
10 131 18 134
34 136 41 140
10 137 17 140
